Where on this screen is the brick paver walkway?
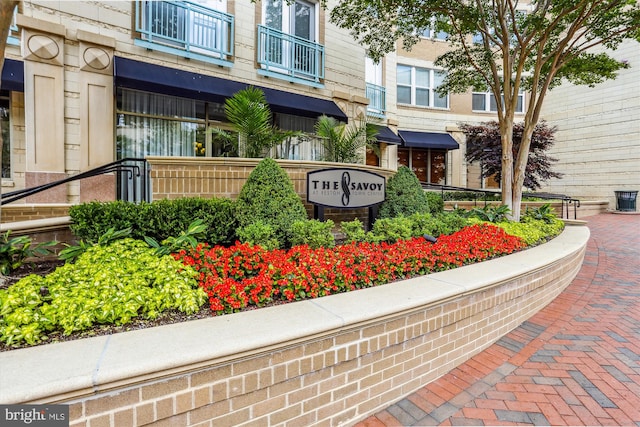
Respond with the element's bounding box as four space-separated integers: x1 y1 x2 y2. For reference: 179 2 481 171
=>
355 213 640 426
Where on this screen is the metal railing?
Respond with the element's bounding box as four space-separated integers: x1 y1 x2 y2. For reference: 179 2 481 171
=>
421 183 581 220
135 0 234 59
257 25 325 83
366 82 386 117
0 158 150 205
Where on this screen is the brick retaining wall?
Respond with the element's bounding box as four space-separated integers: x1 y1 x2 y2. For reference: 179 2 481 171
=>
0 226 590 427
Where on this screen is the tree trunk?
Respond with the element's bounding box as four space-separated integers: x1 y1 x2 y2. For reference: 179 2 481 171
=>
511 121 536 221
499 117 515 219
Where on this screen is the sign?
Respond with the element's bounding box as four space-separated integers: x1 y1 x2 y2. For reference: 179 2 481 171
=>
307 168 386 208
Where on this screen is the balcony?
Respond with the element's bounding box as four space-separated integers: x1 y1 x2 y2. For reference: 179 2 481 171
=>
366 82 386 118
257 25 324 88
135 0 234 67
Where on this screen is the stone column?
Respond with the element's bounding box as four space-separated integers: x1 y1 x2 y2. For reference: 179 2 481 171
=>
77 30 116 202
18 15 66 203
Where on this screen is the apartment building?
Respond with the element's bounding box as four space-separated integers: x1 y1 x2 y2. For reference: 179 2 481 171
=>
539 39 640 208
1 1 634 209
0 0 382 205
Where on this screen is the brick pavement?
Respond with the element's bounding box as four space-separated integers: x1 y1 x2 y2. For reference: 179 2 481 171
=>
354 213 640 426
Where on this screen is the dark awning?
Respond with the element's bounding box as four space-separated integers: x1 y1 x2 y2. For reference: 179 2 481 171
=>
1 59 24 92
374 126 402 145
113 57 347 121
398 130 459 150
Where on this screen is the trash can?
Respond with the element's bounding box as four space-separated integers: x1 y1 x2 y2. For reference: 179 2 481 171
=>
615 191 638 212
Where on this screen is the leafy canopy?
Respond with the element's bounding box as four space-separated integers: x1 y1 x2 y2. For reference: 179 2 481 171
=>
462 120 562 190
330 0 640 220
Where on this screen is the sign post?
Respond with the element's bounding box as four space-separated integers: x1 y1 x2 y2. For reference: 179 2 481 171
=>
307 168 386 230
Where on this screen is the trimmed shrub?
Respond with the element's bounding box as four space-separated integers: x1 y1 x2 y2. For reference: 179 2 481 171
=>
378 166 430 218
235 158 308 248
366 216 413 243
236 221 280 251
425 191 444 214
69 197 238 246
340 219 367 243
290 219 335 248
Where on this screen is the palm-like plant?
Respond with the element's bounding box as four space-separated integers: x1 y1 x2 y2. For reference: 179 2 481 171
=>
314 115 378 164
210 87 299 158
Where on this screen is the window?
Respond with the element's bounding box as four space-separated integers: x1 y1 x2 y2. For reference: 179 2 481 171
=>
397 65 448 109
397 148 447 184
116 88 226 159
472 91 525 113
265 0 316 41
1 94 10 178
366 57 385 116
420 17 448 40
258 0 323 84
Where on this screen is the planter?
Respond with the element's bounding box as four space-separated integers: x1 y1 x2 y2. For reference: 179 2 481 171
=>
0 224 589 426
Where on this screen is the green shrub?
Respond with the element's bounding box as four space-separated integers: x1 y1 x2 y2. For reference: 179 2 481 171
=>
235 158 307 248
443 191 502 201
0 231 56 275
290 219 335 248
407 212 469 238
340 219 367 243
522 203 557 224
59 227 132 262
467 204 511 223
0 239 207 346
378 166 430 218
144 219 207 256
424 191 444 214
69 197 238 246
495 218 564 245
69 201 138 242
236 221 280 251
366 216 413 243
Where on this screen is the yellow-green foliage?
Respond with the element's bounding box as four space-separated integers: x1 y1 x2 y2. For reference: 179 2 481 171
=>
0 239 207 346
494 218 565 245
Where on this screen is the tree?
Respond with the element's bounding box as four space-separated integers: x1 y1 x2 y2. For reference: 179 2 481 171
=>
314 115 378 163
462 120 562 190
209 86 299 158
330 0 640 220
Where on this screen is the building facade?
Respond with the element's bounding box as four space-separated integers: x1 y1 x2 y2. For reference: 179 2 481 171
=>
0 1 636 210
539 39 640 208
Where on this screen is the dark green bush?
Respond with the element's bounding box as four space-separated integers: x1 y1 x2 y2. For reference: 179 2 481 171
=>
443 191 501 201
69 197 238 246
69 201 138 242
235 158 308 248
290 219 335 248
378 166 430 218
424 191 444 214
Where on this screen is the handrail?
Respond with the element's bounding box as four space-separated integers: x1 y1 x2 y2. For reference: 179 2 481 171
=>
366 82 386 117
135 0 234 59
257 24 325 83
421 182 581 219
0 158 150 205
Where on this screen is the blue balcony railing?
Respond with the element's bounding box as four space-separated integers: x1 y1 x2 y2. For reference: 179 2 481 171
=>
257 25 324 86
135 1 234 66
7 6 19 46
366 82 386 117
